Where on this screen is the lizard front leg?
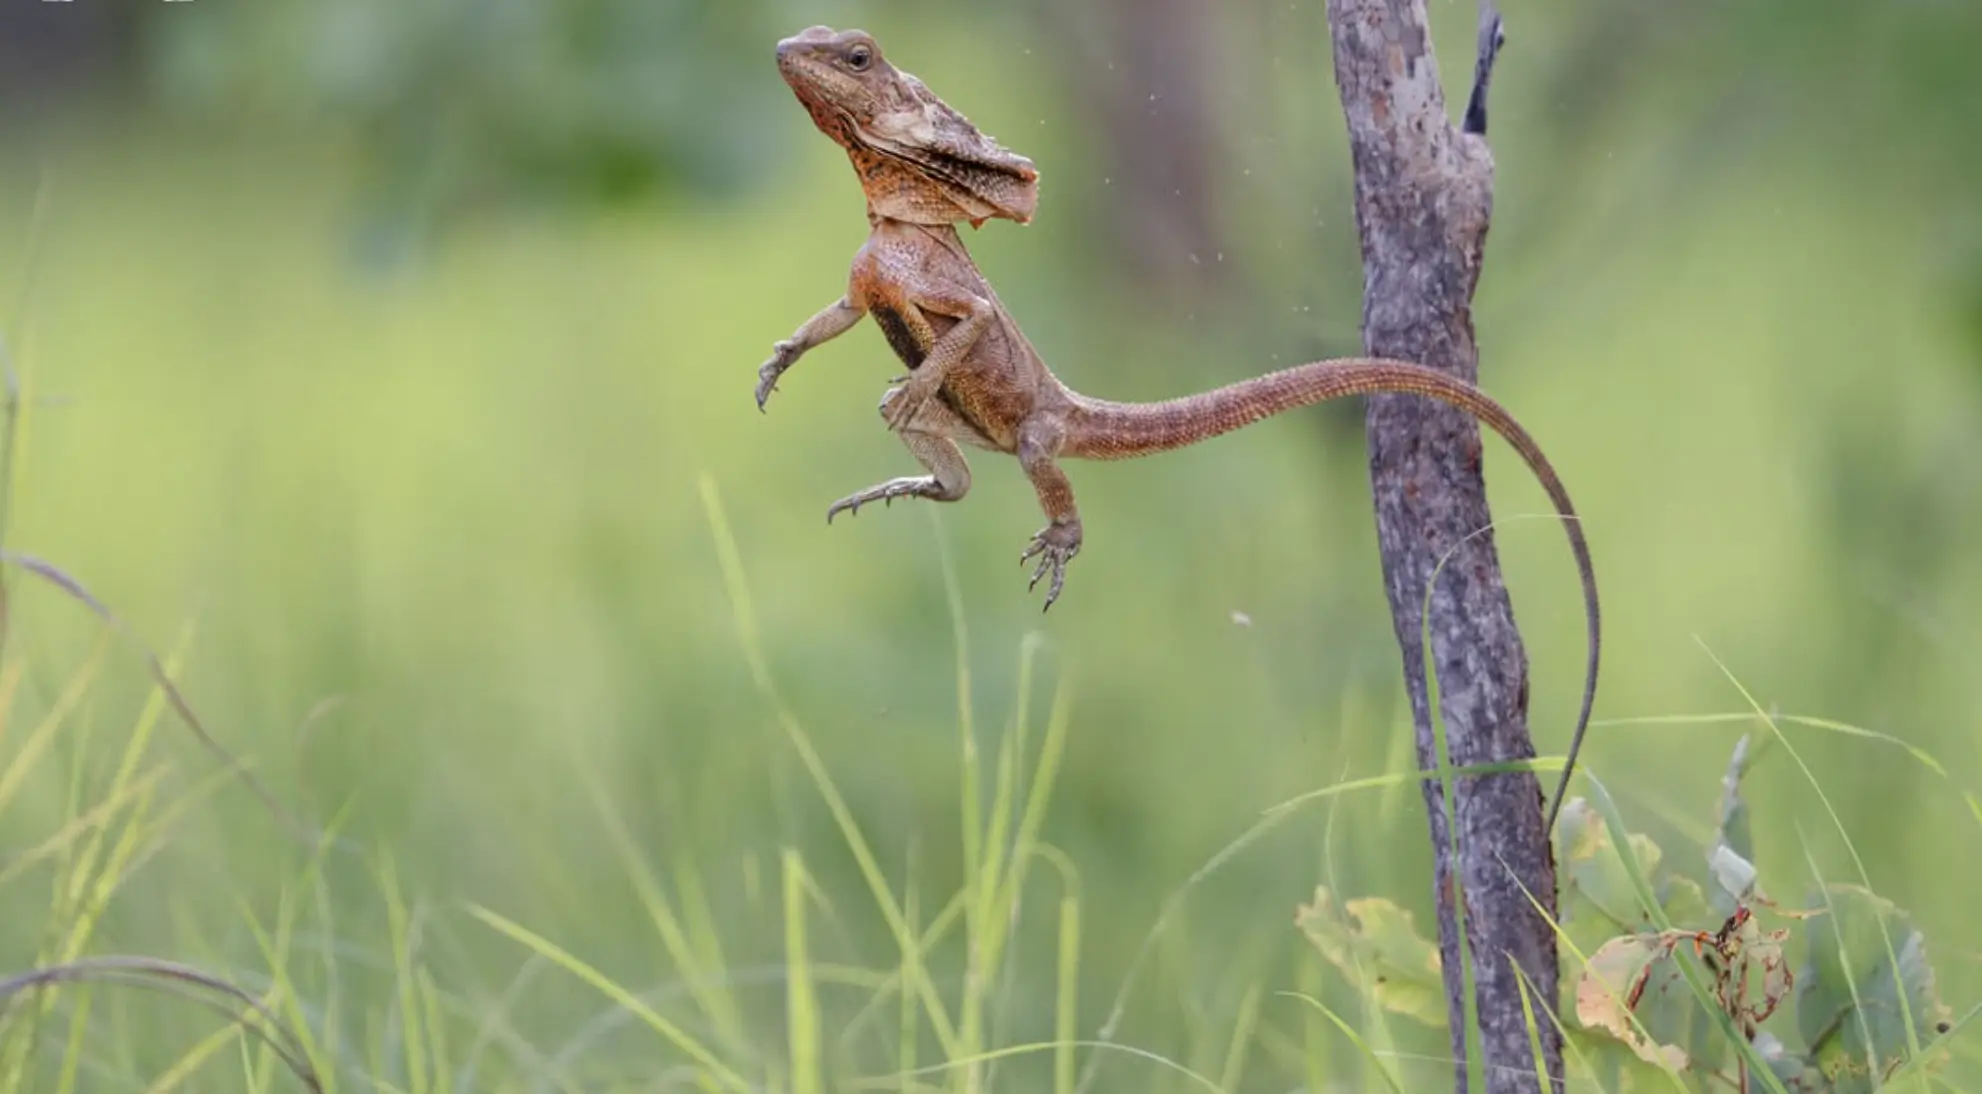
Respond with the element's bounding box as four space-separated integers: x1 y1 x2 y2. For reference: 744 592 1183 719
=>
1015 418 1082 610
880 291 992 433
757 296 865 410
826 387 976 520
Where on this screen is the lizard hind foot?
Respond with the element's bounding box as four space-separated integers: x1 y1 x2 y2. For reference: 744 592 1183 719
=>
1018 521 1082 611
825 476 943 522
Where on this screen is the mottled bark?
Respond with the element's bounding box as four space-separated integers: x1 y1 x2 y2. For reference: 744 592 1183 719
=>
1323 2 1562 1091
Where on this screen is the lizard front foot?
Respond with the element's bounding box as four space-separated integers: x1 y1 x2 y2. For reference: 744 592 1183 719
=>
755 340 801 411
880 373 940 432
1018 520 1082 611
826 476 940 522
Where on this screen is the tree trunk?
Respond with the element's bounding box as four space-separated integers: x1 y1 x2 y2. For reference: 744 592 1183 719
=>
1323 2 1562 1091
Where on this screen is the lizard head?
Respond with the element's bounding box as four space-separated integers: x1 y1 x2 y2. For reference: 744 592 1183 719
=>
775 26 1039 228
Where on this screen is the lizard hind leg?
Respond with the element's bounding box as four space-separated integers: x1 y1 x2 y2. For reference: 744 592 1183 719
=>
825 394 974 522
1016 420 1083 611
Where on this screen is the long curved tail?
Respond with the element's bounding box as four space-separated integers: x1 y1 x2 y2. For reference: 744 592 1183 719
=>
1066 357 1597 828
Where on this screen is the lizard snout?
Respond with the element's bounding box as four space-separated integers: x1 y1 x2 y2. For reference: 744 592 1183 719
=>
776 26 838 62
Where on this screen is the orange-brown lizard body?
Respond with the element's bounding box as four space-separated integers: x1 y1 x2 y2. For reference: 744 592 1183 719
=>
757 26 1599 824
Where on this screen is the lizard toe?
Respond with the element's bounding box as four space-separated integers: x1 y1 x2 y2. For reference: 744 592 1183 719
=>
1021 523 1081 609
828 476 936 523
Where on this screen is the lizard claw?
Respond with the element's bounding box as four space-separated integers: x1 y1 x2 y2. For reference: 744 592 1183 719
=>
826 476 937 523
756 341 799 411
1018 521 1082 611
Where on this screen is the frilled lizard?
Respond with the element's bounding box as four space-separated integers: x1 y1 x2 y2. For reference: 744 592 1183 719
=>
757 25 1599 822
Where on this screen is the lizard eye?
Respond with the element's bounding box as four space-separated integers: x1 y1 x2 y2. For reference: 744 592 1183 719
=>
845 44 873 71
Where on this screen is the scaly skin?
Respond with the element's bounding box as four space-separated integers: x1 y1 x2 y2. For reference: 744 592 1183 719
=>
757 26 1599 825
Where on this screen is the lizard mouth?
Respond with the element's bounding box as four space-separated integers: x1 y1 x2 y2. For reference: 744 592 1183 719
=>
773 46 814 90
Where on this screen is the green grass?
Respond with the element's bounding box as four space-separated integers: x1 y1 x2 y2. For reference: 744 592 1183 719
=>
0 97 1973 1090
0 471 1973 1091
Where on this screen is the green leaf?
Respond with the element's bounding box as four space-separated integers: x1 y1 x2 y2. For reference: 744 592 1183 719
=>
1559 798 1665 924
1294 888 1446 1028
1573 935 1688 1071
1657 876 1717 932
1574 931 1727 1077
1710 735 1758 918
1708 844 1761 908
1556 797 1710 970
1564 1027 1684 1093
1717 735 1758 861
1795 884 1954 1093
1747 1032 1821 1093
1726 911 1796 1030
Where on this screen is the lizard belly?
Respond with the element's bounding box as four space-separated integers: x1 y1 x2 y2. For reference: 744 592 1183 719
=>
946 322 1029 451
870 304 927 370
870 302 1018 452
938 385 1017 452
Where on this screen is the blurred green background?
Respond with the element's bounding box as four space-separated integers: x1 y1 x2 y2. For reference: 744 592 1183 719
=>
0 0 1977 1090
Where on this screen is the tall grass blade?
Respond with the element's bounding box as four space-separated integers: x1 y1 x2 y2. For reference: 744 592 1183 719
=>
1054 896 1079 1094
467 905 751 1094
1279 992 1406 1094
0 956 323 1091
0 549 336 853
784 850 823 1094
700 473 962 1054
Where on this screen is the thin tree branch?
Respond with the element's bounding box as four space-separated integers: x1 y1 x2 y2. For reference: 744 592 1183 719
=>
1323 1 1563 1090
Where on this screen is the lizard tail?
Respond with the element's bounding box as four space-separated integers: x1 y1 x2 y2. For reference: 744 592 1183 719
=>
1065 357 1599 828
